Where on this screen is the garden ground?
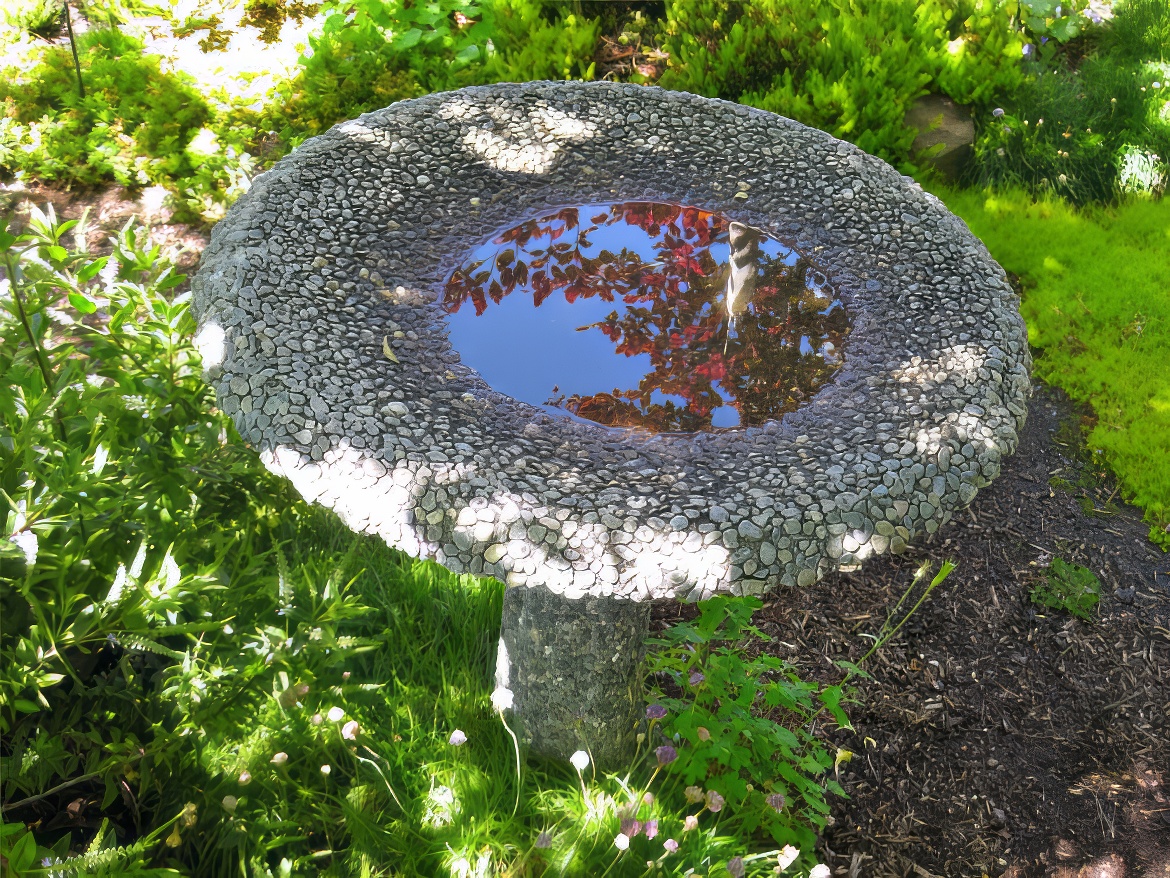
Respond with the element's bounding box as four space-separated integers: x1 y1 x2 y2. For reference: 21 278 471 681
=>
658 383 1169 877
5 162 1170 878
4 1 1170 872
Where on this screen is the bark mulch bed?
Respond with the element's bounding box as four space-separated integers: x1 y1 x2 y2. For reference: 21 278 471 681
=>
659 383 1169 878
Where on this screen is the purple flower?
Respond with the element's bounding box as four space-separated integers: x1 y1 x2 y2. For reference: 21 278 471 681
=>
535 831 552 849
728 857 745 878
706 789 725 812
689 671 705 685
1022 42 1034 56
644 819 659 839
766 792 786 812
448 729 467 746
646 704 667 720
620 818 642 837
1040 35 1049 44
656 744 678 765
664 838 679 853
992 107 1005 118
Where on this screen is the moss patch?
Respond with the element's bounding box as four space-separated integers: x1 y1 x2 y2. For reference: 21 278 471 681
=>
933 186 1170 545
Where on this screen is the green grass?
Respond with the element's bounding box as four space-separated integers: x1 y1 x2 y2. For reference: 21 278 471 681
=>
933 185 1170 543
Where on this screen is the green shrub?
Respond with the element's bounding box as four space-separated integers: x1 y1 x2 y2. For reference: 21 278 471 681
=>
485 0 600 82
656 0 1025 167
263 0 502 147
264 25 424 144
0 27 209 188
1031 557 1102 619
1 0 62 35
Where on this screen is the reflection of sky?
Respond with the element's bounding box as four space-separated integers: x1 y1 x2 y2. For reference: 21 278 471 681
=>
443 204 828 429
447 284 657 417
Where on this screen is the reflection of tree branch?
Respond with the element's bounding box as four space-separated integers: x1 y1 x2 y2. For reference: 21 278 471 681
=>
444 203 849 431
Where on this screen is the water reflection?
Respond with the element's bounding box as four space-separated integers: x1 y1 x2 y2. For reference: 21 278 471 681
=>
442 202 850 433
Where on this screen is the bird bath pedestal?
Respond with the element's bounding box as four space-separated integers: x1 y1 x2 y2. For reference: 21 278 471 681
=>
192 82 1030 769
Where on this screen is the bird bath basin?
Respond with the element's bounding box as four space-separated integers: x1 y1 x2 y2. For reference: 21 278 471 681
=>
443 200 850 433
192 81 1031 768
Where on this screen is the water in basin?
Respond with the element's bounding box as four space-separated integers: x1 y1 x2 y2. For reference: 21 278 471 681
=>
443 201 850 433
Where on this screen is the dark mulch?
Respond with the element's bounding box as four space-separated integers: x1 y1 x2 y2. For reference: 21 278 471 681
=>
658 383 1170 878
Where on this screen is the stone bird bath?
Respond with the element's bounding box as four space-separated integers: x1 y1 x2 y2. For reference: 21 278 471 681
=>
192 81 1030 769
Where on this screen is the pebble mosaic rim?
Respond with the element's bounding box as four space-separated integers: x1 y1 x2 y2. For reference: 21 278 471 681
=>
191 81 1031 601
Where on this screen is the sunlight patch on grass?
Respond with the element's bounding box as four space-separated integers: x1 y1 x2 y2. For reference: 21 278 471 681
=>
933 185 1170 543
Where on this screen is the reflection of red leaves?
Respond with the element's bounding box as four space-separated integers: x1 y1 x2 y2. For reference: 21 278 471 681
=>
444 203 848 431
694 355 726 381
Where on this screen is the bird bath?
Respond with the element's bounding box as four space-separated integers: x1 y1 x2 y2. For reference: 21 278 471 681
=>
192 81 1031 768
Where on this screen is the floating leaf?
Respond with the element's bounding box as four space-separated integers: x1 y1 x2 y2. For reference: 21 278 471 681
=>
382 336 399 363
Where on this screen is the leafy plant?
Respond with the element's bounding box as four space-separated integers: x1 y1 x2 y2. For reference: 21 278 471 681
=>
1030 557 1102 619
646 596 850 861
0 27 209 188
0 0 62 35
1016 0 1092 66
0 206 299 870
657 0 1026 168
484 0 599 82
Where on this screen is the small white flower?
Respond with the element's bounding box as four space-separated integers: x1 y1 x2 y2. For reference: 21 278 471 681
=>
613 833 630 851
311 713 324 725
271 752 288 766
341 720 360 740
809 865 831 878
221 795 238 813
777 845 800 870
448 729 468 746
320 764 331 775
569 750 590 772
490 686 513 712
238 770 251 785
326 706 345 722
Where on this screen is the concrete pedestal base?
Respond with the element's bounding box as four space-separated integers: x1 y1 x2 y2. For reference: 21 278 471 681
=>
495 584 651 771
